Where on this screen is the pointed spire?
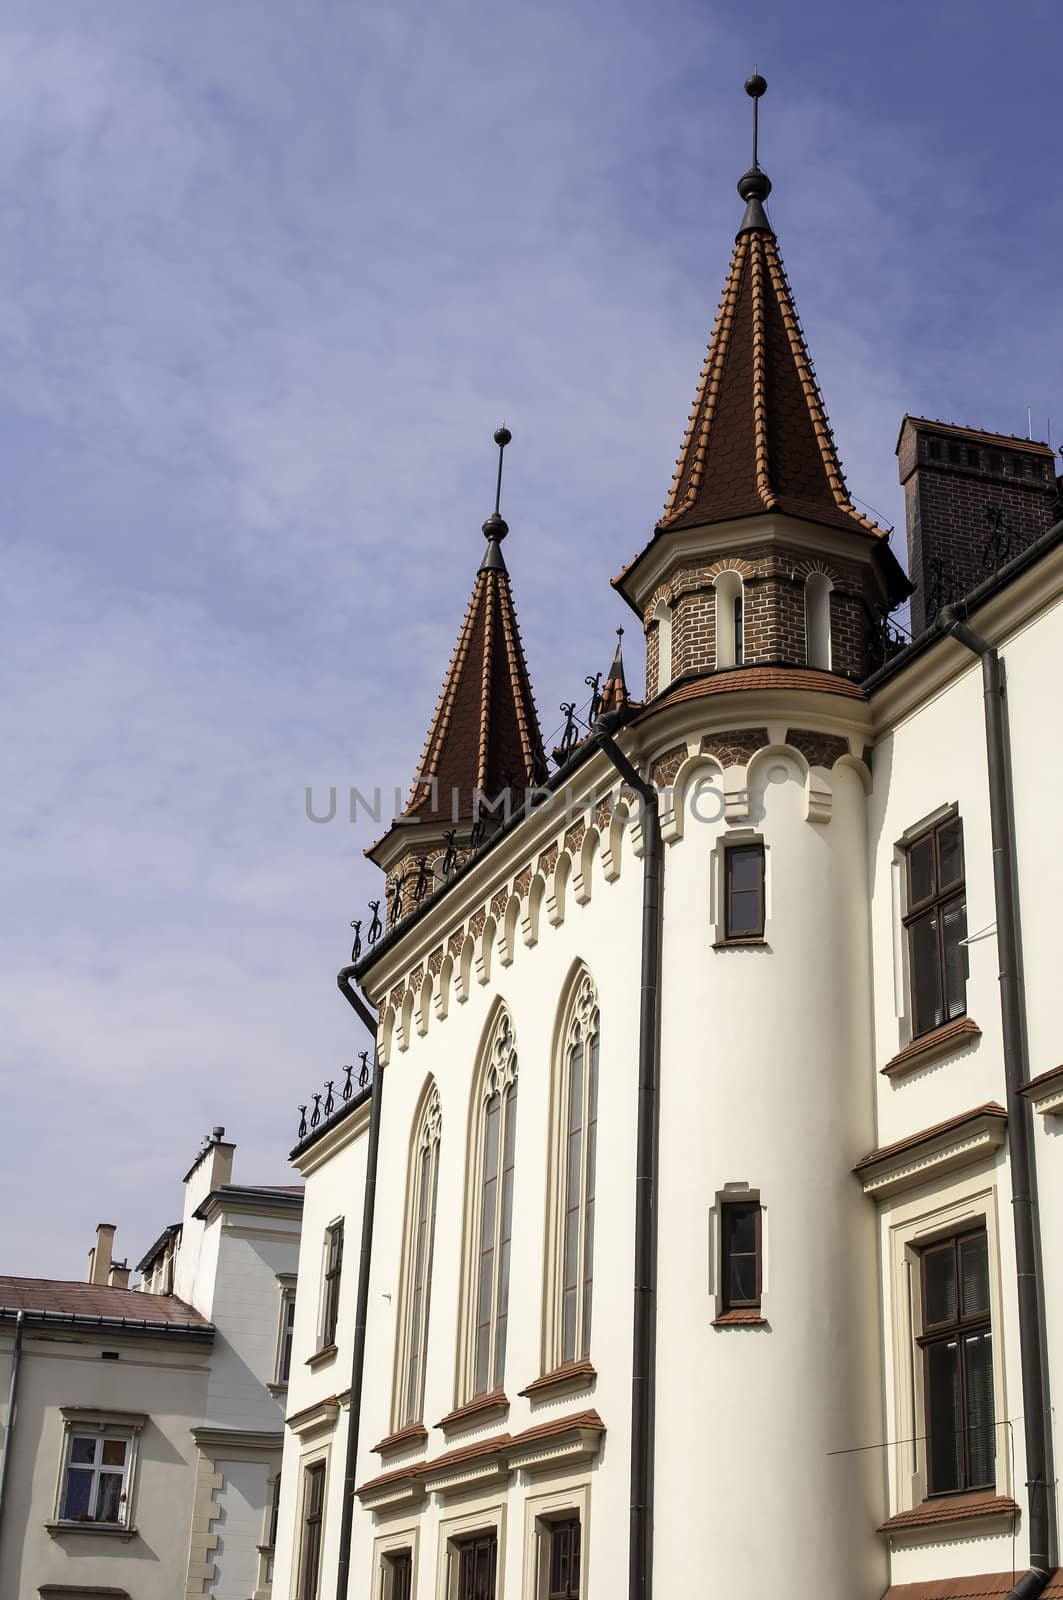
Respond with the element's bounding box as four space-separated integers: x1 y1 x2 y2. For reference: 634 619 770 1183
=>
656 75 884 540
736 72 773 236
598 627 629 716
479 425 511 573
402 426 545 822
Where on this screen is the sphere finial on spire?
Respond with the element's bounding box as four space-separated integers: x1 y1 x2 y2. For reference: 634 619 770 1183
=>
480 423 511 571
737 70 774 237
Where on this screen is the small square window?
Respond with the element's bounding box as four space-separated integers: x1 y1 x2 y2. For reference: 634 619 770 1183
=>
724 844 765 940
966 446 980 468
927 439 942 461
947 441 961 464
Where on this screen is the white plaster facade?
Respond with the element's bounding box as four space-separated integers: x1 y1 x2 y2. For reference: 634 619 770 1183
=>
271 525 1063 1600
0 1131 303 1600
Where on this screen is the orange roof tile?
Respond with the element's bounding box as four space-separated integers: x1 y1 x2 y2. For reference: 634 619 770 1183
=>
658 227 884 540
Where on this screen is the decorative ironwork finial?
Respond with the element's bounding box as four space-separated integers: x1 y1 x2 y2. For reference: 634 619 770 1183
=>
737 72 774 237
480 425 512 573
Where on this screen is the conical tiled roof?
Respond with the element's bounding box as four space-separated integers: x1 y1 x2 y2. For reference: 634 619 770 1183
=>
658 223 884 539
403 549 545 823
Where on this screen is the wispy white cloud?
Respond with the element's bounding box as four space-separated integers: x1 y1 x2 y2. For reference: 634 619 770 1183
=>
1 0 1059 1274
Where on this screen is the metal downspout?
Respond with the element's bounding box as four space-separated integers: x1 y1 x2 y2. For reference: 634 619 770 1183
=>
596 727 662 1600
0 1309 25 1554
333 967 382 1600
941 608 1054 1597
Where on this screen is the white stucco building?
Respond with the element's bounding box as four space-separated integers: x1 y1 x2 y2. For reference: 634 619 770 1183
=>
0 1129 303 1600
273 81 1063 1600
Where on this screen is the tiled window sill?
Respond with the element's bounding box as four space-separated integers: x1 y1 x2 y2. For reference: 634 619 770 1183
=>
877 1492 1018 1533
711 1309 768 1328
46 1519 138 1541
435 1390 509 1437
371 1421 429 1458
881 1016 981 1079
518 1359 597 1403
712 937 769 951
305 1343 338 1369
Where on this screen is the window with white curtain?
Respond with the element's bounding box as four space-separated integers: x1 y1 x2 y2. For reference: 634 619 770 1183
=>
395 1082 442 1427
547 970 600 1368
465 1010 518 1399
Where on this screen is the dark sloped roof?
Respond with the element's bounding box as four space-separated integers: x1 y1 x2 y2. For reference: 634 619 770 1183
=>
402 561 545 822
0 1275 209 1328
658 225 884 539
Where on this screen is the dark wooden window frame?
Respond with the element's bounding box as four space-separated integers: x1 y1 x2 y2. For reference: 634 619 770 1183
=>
321 1220 344 1349
384 1547 414 1600
455 1529 499 1600
546 1516 582 1600
723 842 765 941
719 1197 762 1312
916 1226 995 1497
298 1460 326 1600
902 810 968 1040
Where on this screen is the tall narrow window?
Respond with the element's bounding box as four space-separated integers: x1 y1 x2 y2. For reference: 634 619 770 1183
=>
397 1083 442 1427
553 972 600 1366
298 1460 326 1600
277 1286 297 1382
804 572 833 669
547 1518 582 1600
724 843 765 940
320 1221 343 1349
919 1228 995 1494
457 1531 498 1600
714 570 744 669
720 1201 762 1311
468 1011 518 1398
904 813 967 1038
384 1549 413 1600
651 598 673 694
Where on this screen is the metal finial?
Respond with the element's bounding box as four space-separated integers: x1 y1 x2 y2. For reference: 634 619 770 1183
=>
480 425 511 570
737 72 773 237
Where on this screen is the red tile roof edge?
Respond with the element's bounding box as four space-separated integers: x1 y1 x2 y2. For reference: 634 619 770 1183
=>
854 1104 1007 1173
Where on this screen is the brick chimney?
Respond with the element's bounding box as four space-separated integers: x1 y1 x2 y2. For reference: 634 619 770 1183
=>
107 1260 131 1290
87 1223 116 1286
897 417 1058 635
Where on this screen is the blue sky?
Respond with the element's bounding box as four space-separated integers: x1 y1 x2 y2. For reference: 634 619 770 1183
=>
1 0 1059 1279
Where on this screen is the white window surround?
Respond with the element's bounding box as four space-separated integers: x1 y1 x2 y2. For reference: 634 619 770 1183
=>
651 598 673 695
294 1443 331 1600
883 1176 1010 1515
457 1006 519 1405
522 1480 590 1600
393 1080 443 1429
804 571 833 669
714 570 744 668
271 1276 297 1390
710 831 770 947
373 1524 421 1600
50 1409 145 1536
436 1500 507 1600
709 1186 769 1317
543 969 600 1373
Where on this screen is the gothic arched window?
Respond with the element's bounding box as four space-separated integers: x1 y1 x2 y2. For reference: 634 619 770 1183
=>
460 1009 519 1400
804 571 833 670
395 1081 441 1428
548 970 600 1368
714 570 744 668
